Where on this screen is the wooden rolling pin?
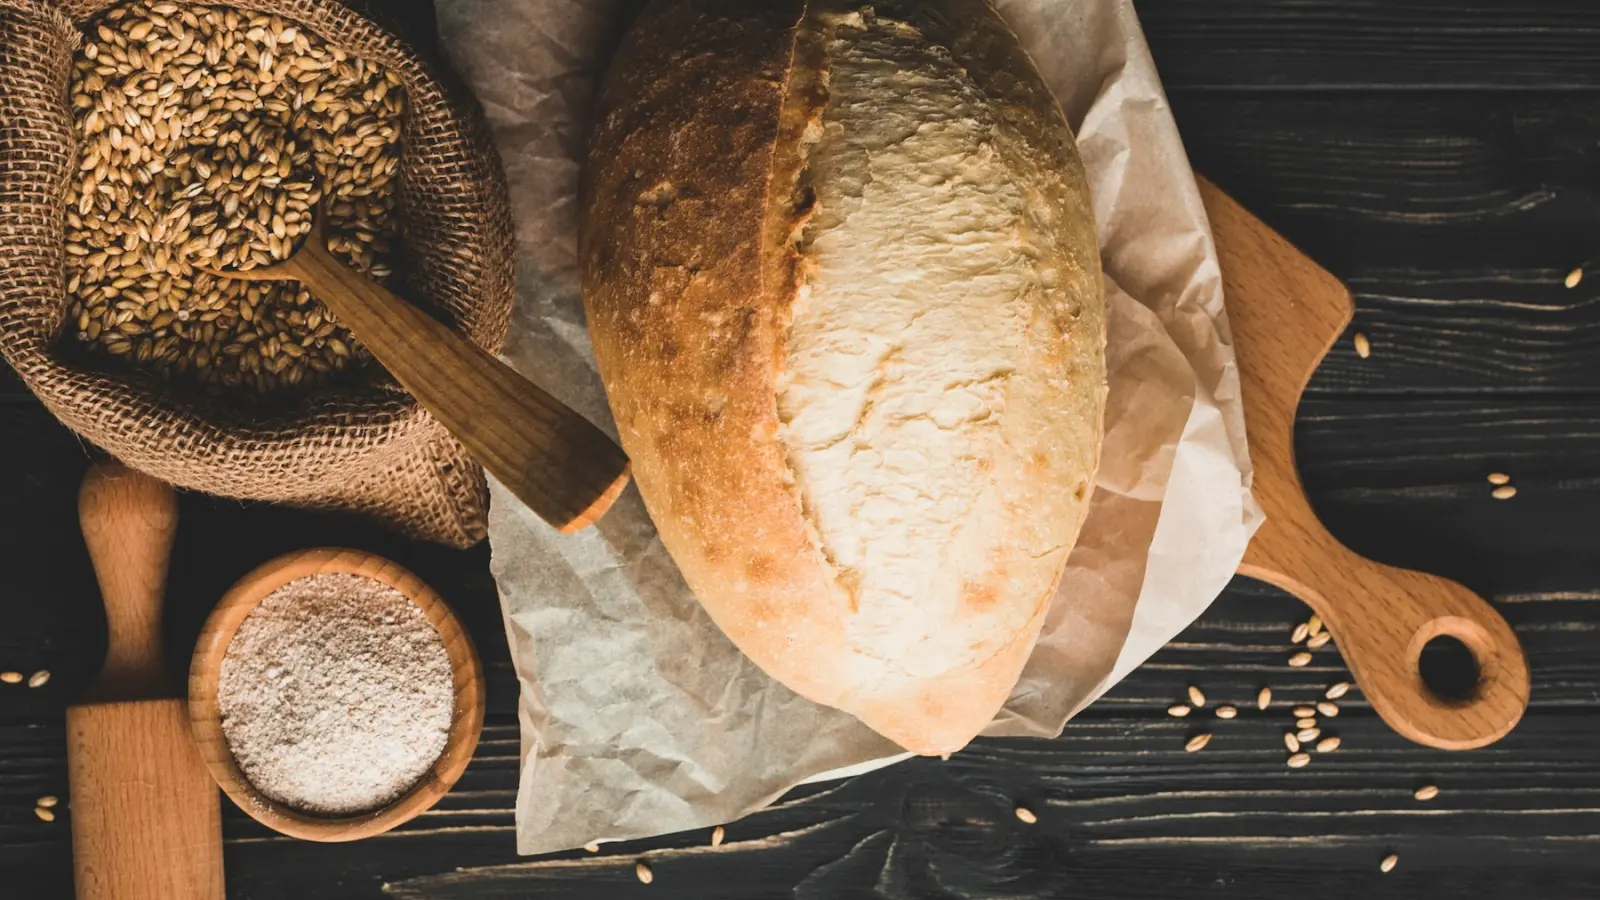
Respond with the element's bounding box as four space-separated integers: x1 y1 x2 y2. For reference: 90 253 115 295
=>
66 463 223 900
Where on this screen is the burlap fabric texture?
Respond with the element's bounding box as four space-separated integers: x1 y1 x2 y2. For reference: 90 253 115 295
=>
0 0 516 547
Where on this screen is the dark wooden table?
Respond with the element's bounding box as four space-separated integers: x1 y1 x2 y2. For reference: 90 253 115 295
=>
5 0 1600 896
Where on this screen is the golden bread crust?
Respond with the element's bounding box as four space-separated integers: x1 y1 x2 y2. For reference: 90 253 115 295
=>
583 0 1104 755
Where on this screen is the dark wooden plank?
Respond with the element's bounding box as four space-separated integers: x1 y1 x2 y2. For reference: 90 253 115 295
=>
5 704 1571 898
11 573 1600 898
0 723 70 896
1305 268 1600 396
1139 0 1600 91
354 713 1600 899
1172 95 1600 396
1172 96 1600 274
1295 398 1600 592
0 373 100 733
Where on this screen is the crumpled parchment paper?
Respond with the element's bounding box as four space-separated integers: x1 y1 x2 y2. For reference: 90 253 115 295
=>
433 0 1262 855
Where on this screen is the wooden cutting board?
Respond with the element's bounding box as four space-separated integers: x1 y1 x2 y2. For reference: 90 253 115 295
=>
1201 178 1530 750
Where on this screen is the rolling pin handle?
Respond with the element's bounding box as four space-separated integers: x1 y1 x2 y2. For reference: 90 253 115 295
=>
78 462 180 703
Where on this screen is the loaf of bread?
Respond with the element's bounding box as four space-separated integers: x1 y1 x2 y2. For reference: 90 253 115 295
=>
582 0 1105 756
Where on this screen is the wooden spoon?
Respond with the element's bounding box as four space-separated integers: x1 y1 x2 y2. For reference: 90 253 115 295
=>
201 206 630 534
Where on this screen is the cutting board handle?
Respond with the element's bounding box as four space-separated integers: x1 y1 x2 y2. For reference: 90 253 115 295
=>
1202 178 1530 749
1240 526 1528 750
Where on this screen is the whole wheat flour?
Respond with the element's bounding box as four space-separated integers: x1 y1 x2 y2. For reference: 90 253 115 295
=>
217 572 454 816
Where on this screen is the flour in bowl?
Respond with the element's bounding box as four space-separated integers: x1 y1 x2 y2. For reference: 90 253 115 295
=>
217 573 455 816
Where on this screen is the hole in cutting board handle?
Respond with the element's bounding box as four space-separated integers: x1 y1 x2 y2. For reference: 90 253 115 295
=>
1407 616 1494 708
1419 634 1479 703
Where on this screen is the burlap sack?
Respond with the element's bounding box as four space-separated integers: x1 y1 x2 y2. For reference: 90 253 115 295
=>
0 0 515 548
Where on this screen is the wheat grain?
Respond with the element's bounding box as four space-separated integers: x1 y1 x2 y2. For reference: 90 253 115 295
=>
64 1 406 396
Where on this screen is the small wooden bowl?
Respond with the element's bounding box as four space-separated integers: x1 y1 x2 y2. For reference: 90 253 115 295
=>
188 547 485 842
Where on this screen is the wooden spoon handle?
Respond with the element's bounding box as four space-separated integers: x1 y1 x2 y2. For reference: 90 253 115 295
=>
1203 177 1529 749
285 245 630 533
78 461 179 703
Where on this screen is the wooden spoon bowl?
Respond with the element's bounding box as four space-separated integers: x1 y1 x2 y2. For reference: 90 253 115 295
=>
187 548 484 842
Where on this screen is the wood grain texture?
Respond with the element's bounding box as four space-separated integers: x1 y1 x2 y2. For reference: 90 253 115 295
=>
1170 96 1600 274
223 219 632 535
323 715 1600 900
1138 0 1600 91
66 701 223 900
4 0 1600 896
187 547 485 842
11 581 1600 898
1204 181 1529 748
76 465 178 703
1293 398 1600 596
67 464 223 900
1307 269 1600 396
